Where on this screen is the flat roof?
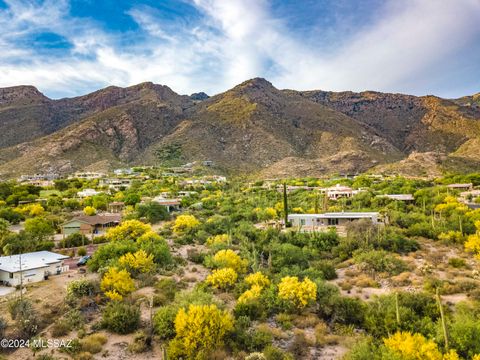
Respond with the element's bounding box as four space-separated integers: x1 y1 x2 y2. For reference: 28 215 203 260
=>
0 251 69 273
378 194 414 200
288 212 379 219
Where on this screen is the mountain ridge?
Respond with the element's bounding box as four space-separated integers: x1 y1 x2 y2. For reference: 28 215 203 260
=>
0 78 479 178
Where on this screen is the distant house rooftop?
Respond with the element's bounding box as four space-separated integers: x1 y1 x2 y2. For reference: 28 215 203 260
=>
288 212 380 219
447 183 473 189
67 214 122 226
378 194 414 201
0 251 69 273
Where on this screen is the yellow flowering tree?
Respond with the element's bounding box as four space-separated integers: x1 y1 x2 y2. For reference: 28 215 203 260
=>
173 214 200 234
237 272 270 304
105 219 151 241
100 267 135 301
383 332 460 360
206 268 238 289
278 276 317 310
254 207 277 221
137 230 163 243
212 249 248 274
245 272 270 289
435 196 469 215
168 304 234 359
465 220 480 258
238 284 263 304
119 250 155 275
18 203 45 217
83 206 96 216
206 234 230 247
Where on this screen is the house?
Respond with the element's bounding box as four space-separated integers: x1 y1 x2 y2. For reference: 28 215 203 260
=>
288 212 382 230
18 173 59 182
108 201 125 213
99 178 132 191
378 194 415 202
61 213 122 236
447 183 473 191
0 251 69 287
320 184 363 200
69 172 105 180
202 160 214 166
178 191 198 198
114 168 134 176
151 197 181 212
77 188 102 198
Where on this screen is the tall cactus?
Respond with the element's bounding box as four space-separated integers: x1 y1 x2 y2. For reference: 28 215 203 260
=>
436 288 449 351
283 182 289 227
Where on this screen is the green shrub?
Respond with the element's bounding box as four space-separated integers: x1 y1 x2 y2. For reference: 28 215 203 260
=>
234 299 266 321
364 292 438 338
441 303 480 358
128 330 150 353
263 345 291 360
353 249 408 276
330 296 366 326
64 309 85 329
448 257 467 268
77 246 87 256
51 319 71 337
153 306 177 339
101 302 140 334
60 233 89 248
67 279 96 298
155 277 179 302
312 260 337 280
80 333 107 354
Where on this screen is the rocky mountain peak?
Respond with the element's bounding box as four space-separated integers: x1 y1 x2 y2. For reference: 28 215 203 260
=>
0 85 49 106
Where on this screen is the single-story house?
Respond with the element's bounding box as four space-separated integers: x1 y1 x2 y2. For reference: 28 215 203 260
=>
178 191 198 198
99 178 132 191
152 197 181 212
288 212 382 229
0 251 69 287
377 194 415 202
447 183 473 191
108 201 125 213
320 184 363 200
61 213 122 236
77 188 102 198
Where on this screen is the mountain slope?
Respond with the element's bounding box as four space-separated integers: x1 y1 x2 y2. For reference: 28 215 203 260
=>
0 83 193 175
0 79 479 178
143 78 402 175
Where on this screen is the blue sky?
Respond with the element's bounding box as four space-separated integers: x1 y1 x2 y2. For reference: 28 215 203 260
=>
0 0 479 99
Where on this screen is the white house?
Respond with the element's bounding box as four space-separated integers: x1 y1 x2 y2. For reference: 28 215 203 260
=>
77 188 102 198
288 212 382 229
377 194 415 202
320 184 364 200
69 172 105 180
152 196 181 212
0 251 70 287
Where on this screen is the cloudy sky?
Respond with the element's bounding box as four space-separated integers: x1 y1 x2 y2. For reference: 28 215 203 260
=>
0 0 479 99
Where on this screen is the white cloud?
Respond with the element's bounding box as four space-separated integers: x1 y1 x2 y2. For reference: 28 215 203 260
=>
0 0 479 98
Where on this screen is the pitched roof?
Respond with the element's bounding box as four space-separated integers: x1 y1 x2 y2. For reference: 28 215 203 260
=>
64 213 122 226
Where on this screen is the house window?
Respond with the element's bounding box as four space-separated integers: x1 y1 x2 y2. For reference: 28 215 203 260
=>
327 218 339 225
300 219 306 226
9 273 13 279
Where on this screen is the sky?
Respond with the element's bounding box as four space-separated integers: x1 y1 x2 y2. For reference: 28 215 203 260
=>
0 0 479 99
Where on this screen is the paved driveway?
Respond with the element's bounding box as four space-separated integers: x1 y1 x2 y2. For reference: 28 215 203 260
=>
0 286 15 296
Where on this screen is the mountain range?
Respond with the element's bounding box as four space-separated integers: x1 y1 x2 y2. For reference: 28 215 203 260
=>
0 78 479 178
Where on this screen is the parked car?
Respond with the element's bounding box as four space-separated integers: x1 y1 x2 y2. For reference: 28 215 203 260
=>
77 255 91 266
